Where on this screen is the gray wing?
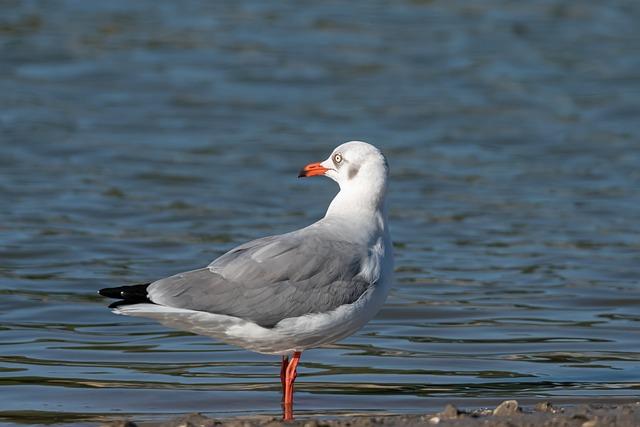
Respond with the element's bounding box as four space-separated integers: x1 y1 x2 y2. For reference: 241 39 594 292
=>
147 230 372 327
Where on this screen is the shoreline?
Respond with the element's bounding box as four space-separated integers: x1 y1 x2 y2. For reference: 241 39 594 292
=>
104 400 640 427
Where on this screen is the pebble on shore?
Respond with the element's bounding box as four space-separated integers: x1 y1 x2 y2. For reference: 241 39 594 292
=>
102 401 640 427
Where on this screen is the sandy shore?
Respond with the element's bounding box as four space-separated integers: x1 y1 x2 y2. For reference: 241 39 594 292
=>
104 401 640 427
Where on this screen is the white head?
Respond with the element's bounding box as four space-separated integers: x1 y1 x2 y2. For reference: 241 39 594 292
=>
299 141 389 215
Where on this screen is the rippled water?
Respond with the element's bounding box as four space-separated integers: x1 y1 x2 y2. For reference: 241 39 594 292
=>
1 0 640 425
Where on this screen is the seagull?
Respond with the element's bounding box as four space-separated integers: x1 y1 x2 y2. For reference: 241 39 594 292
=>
99 141 393 419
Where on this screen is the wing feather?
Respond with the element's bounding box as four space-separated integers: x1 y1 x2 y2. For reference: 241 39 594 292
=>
147 230 373 327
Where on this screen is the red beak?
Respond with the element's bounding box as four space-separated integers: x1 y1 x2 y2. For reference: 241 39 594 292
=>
298 162 328 178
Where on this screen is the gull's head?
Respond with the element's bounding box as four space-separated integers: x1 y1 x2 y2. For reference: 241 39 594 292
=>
299 141 389 194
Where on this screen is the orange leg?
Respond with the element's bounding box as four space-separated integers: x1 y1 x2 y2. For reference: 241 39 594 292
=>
284 351 301 405
281 351 302 421
280 355 289 398
283 402 293 422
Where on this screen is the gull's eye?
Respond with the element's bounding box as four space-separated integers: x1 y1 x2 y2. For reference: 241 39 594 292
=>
333 153 343 164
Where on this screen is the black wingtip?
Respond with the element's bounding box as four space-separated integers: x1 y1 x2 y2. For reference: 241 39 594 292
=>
98 286 124 299
99 283 152 304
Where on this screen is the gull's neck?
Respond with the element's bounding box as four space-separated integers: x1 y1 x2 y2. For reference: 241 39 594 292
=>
323 177 389 240
326 186 387 217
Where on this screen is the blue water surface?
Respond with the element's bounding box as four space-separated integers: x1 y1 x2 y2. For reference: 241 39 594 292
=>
1 0 639 425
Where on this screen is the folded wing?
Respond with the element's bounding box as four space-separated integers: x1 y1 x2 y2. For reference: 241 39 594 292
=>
146 231 373 327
